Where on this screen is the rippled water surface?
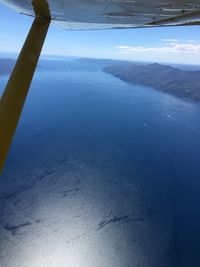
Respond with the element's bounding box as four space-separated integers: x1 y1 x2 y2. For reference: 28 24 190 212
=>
0 57 200 267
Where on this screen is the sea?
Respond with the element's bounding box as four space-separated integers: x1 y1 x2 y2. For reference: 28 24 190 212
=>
0 55 200 267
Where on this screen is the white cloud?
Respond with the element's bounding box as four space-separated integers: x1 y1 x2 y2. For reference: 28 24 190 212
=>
117 45 131 49
161 39 179 42
117 41 200 55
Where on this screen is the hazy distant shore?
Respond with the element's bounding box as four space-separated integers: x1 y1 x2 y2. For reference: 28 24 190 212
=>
1 57 200 102
0 58 15 75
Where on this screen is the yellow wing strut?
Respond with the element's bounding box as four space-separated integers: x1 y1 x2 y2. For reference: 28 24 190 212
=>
0 16 50 173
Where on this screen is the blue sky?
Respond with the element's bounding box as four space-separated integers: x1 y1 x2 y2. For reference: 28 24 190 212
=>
0 3 200 65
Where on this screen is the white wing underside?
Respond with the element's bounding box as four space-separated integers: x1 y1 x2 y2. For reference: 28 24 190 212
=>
0 0 200 30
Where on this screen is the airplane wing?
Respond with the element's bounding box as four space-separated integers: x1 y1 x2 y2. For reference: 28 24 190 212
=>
0 0 200 172
1 0 200 30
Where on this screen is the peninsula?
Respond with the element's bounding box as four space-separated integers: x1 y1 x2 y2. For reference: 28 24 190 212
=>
103 63 200 102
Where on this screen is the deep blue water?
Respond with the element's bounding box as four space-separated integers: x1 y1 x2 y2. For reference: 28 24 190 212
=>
1 57 200 267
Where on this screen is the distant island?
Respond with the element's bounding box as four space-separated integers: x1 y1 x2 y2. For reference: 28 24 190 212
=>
0 58 42 76
0 58 15 75
77 57 133 65
103 63 200 102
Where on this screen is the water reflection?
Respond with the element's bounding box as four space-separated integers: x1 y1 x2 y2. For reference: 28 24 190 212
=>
1 57 200 266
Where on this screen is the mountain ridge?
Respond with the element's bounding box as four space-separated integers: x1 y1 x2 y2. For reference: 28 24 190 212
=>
103 63 200 102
